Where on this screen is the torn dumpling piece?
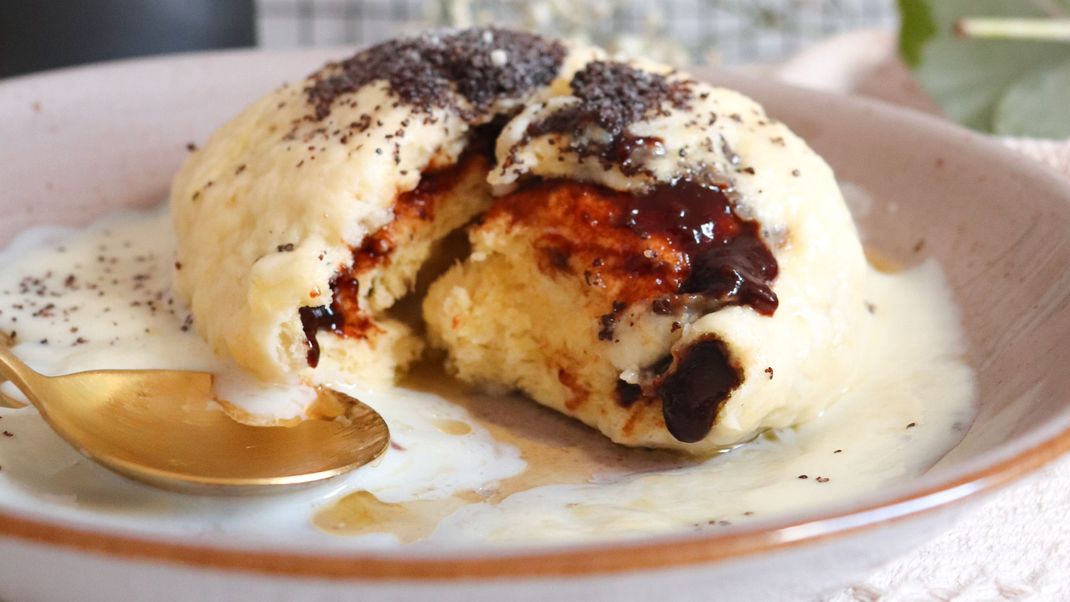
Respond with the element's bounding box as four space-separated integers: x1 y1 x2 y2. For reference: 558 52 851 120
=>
171 28 574 386
422 60 867 453
171 28 866 454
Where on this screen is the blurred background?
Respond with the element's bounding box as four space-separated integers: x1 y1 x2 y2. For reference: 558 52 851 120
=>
1 0 1065 143
256 0 895 65
0 0 895 78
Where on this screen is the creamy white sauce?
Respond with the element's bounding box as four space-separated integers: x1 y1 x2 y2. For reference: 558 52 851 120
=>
0 205 975 547
431 264 975 543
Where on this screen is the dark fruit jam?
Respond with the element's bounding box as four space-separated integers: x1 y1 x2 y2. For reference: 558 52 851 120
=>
495 178 778 319
298 305 339 369
297 254 395 366
298 273 370 368
296 128 496 368
655 337 742 443
623 180 778 314
495 178 778 442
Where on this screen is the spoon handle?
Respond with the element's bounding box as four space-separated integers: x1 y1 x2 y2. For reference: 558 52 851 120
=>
0 341 37 408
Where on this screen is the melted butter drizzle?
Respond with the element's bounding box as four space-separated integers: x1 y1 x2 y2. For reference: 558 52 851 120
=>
313 362 694 541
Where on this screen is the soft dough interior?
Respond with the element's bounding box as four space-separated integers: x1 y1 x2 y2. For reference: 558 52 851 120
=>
312 152 494 386
422 181 687 448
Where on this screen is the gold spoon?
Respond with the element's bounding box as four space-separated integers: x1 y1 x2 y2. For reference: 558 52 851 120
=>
0 340 389 494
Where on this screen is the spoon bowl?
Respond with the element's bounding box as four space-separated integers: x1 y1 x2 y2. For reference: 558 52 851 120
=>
0 340 390 494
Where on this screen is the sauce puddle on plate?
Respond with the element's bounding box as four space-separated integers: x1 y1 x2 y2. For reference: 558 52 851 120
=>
0 205 976 547
314 490 485 543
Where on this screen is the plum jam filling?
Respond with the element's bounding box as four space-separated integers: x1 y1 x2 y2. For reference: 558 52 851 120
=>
621 179 778 314
495 178 778 319
298 306 338 369
297 126 498 368
656 336 742 443
299 273 372 368
617 336 742 443
494 177 777 442
297 163 463 368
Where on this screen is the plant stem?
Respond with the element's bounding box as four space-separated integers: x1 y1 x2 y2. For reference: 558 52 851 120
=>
954 18 1070 42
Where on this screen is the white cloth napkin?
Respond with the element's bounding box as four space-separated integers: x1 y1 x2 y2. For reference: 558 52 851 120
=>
771 30 1070 601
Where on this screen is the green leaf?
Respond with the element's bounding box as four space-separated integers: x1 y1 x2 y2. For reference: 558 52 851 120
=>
897 0 937 68
899 0 1070 136
913 36 1070 133
993 58 1070 137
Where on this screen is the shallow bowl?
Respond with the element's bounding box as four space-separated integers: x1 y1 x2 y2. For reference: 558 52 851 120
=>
1 49 1069 602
